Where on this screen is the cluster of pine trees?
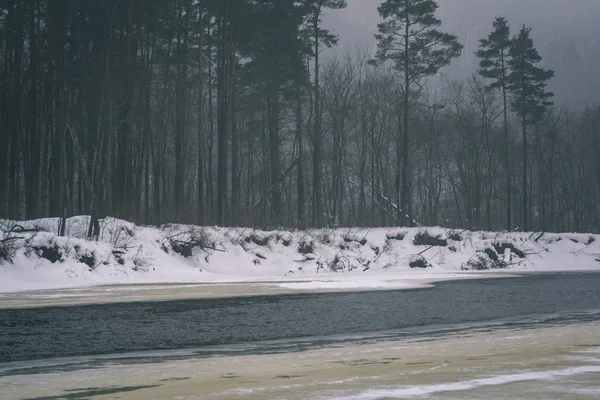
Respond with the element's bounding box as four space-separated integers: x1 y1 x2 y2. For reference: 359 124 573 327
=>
1 0 599 235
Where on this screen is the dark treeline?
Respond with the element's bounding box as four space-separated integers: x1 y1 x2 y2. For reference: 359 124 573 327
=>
1 0 599 234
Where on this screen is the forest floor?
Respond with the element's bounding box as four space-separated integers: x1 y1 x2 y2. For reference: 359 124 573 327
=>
1 216 600 301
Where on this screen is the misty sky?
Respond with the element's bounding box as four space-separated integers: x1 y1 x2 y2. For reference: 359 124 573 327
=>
322 0 600 107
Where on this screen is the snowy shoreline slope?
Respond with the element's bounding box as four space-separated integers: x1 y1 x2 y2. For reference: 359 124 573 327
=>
1 216 600 293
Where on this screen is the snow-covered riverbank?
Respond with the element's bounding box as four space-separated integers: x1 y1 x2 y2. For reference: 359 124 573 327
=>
1 216 600 294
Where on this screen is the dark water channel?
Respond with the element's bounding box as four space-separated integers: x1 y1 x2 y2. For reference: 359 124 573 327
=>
1 272 600 365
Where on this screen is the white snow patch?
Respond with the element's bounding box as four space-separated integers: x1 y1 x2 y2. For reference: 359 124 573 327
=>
1 217 600 294
326 366 600 399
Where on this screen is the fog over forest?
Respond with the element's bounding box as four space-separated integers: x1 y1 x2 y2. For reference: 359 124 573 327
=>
1 0 600 235
325 0 600 107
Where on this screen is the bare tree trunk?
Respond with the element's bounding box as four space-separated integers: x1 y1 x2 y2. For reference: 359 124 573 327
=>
501 57 511 230
296 83 306 228
8 2 24 218
229 38 238 225
207 33 215 222
197 7 205 224
312 8 323 227
216 0 229 225
0 2 9 217
522 115 528 231
267 85 282 225
400 16 411 226
25 0 40 219
173 0 188 222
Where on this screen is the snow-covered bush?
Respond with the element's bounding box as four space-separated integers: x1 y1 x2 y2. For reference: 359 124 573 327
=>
413 230 448 247
245 231 271 246
0 232 22 263
448 230 463 241
386 231 405 241
166 227 212 258
409 255 430 269
328 254 351 272
462 253 508 271
0 224 38 263
298 238 315 254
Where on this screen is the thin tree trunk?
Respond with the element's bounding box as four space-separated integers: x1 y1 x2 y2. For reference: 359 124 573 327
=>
207 32 215 221
296 83 305 229
400 14 411 227
501 52 511 231
522 115 528 231
197 7 205 224
267 84 282 225
216 0 229 225
312 6 322 227
229 38 238 225
25 0 40 219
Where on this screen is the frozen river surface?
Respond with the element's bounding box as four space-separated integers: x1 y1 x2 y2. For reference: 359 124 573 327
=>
1 272 600 399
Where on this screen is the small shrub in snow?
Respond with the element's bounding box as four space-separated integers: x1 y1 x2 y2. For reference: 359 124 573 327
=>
107 224 136 249
132 245 152 271
586 236 595 245
0 224 33 263
386 232 405 241
329 255 350 272
76 250 96 269
112 249 126 265
171 241 195 257
316 229 335 245
483 247 499 261
343 235 367 246
462 253 508 271
449 231 463 241
0 235 22 263
168 227 212 258
413 231 448 247
409 255 430 269
298 239 315 255
33 243 64 263
275 233 292 247
246 232 270 246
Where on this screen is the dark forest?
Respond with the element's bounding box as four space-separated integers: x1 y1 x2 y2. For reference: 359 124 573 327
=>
1 0 599 235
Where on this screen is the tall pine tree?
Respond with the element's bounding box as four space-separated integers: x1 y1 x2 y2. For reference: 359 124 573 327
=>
309 0 347 227
476 16 512 231
508 26 554 231
373 0 462 226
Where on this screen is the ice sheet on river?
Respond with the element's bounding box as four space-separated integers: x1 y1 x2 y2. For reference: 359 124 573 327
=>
1 322 599 400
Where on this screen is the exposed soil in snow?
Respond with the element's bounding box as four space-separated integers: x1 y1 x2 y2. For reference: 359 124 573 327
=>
1 217 600 298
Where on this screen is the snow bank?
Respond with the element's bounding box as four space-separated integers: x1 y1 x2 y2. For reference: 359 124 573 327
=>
1 217 599 293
